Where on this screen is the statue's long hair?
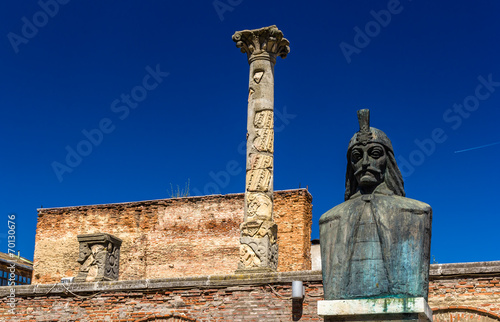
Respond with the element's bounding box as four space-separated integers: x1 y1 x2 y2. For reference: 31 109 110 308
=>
344 147 405 201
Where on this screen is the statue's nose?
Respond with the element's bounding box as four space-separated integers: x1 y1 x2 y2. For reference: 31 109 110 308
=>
362 152 370 166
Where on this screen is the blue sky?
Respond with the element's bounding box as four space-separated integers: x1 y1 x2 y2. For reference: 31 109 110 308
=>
1 1 499 264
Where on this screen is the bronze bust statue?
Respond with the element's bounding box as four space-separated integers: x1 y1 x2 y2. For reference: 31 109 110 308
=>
319 109 432 300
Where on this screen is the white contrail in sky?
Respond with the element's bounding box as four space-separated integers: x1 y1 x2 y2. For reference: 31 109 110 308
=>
454 141 500 153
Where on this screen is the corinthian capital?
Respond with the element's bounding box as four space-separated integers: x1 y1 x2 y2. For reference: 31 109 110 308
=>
232 25 290 63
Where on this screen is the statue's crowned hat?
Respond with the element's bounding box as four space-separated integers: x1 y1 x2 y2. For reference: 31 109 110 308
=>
347 109 394 154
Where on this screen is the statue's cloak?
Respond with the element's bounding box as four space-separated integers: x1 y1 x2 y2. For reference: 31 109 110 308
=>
319 183 432 300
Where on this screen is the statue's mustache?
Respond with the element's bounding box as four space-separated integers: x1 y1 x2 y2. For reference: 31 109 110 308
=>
354 167 382 176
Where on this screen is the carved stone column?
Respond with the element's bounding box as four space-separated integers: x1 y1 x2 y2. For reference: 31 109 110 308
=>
74 233 122 282
232 25 290 273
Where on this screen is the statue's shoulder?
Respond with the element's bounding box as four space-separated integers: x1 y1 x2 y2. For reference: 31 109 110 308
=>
319 199 357 225
379 194 432 214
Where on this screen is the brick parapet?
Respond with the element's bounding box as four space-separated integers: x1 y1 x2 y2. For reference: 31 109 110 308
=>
430 261 500 278
0 270 323 297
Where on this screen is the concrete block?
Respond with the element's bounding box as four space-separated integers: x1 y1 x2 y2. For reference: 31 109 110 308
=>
318 297 432 322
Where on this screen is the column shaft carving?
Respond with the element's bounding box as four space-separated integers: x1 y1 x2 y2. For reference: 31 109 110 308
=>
232 25 289 273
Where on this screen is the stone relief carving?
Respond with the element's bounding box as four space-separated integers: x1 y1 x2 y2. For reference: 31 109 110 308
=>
240 221 263 237
239 236 276 269
105 242 120 279
254 110 273 129
239 244 261 268
246 193 272 220
240 221 277 241
74 233 122 283
269 242 278 270
258 222 277 244
253 70 264 84
253 129 274 153
246 169 272 192
248 154 272 170
239 224 278 270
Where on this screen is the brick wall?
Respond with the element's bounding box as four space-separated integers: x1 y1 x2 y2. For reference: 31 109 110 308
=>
33 189 312 284
1 271 323 322
274 190 312 273
429 262 500 321
2 263 500 321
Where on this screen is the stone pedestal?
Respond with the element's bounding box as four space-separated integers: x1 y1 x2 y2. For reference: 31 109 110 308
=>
74 233 122 282
318 297 433 322
232 25 289 272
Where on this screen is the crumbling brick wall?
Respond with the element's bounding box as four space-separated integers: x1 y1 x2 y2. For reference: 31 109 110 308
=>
33 189 312 284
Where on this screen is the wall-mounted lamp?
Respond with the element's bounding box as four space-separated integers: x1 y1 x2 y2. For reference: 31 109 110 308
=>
292 281 305 299
61 277 74 283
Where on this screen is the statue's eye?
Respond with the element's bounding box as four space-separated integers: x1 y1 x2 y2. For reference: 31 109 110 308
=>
369 147 384 159
351 150 362 162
